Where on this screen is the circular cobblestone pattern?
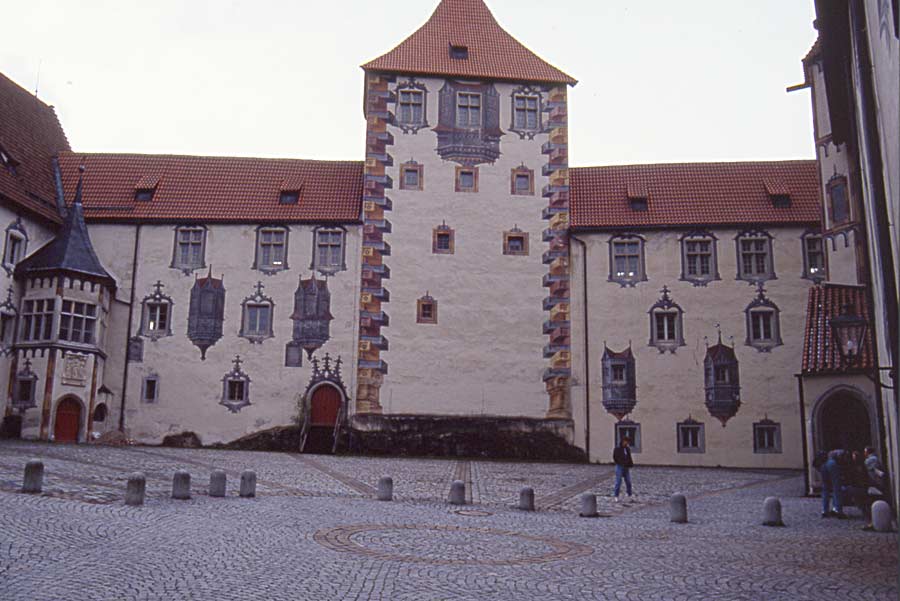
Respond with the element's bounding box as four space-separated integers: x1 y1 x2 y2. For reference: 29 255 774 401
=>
314 523 594 566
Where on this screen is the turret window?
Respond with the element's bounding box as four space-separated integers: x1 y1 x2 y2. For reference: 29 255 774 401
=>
21 299 54 342
59 300 97 344
827 175 850 226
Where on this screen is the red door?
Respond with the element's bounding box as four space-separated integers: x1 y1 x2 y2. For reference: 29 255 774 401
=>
310 386 341 427
54 398 82 443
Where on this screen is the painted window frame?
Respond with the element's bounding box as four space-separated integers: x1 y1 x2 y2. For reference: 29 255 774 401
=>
753 419 782 454
608 234 647 287
239 282 275 344
3 218 28 275
139 281 174 340
455 166 479 193
416 294 437 325
744 286 783 352
142 374 160 403
511 92 541 134
311 226 347 274
647 287 685 353
12 361 38 410
735 230 776 283
455 91 482 129
502 228 529 256
399 162 424 191
826 174 851 228
171 225 207 274
221 355 251 413
679 231 720 286
801 230 827 282
615 420 642 454
395 80 428 133
676 419 705 453
510 166 534 196
432 223 455 255
253 225 290 274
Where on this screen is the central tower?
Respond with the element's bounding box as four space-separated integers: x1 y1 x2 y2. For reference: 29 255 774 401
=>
353 0 576 448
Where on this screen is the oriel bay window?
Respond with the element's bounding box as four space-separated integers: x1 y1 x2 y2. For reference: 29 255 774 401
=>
21 298 54 342
59 300 97 344
456 92 481 128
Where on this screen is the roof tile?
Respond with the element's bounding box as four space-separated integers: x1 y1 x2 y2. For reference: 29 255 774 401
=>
802 283 875 374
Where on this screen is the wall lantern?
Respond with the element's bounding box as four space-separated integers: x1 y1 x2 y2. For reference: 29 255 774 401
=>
830 303 868 367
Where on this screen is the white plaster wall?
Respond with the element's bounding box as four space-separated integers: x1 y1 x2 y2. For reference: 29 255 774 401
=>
377 76 550 418
573 227 814 468
88 222 361 445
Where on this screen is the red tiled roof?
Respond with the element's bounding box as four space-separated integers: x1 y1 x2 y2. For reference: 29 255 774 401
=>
57 153 363 223
0 72 70 223
802 36 822 64
362 0 576 85
570 161 822 229
802 283 875 374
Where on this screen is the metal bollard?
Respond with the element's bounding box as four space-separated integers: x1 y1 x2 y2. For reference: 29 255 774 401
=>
579 492 598 518
125 472 146 506
670 494 688 523
209 470 226 498
449 480 466 505
22 459 44 494
762 497 784 527
172 470 191 500
377 476 393 501
239 470 256 498
518 487 535 511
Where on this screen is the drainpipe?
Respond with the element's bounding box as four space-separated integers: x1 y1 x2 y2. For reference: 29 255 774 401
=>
119 224 141 432
571 235 590 460
796 374 809 495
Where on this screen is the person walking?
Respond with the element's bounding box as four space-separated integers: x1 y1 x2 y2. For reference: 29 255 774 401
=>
820 449 846 518
612 436 634 501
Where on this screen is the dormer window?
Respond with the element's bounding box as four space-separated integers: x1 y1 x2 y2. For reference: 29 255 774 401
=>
135 190 154 201
280 191 299 204
134 176 158 202
765 180 791 208
0 147 17 175
449 44 469 60
627 182 648 211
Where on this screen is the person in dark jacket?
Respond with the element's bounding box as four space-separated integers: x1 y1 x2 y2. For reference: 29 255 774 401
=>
820 449 846 518
612 437 634 500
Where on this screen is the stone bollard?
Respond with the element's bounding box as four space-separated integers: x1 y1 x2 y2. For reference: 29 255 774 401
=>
209 470 227 498
579 492 598 518
125 473 146 506
377 476 393 501
240 470 256 498
762 497 784 527
872 500 893 532
22 459 44 494
518 487 535 511
172 470 191 500
449 480 466 505
670 494 688 523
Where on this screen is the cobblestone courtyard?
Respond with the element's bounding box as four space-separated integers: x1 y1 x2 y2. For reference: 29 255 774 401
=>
0 441 896 600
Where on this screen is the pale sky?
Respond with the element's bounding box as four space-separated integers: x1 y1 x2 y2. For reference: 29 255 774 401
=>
1 0 818 167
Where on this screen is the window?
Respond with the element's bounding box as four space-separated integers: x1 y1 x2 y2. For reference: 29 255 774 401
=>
172 226 206 271
313 228 345 272
648 286 684 351
146 302 169 334
704 337 741 425
59 300 97 345
449 44 469 60
279 191 299 204
827 176 850 226
611 364 627 382
0 311 15 346
745 284 782 351
680 232 719 286
142 376 159 403
397 89 425 125
255 227 288 272
241 299 273 342
608 235 646 286
456 92 481 128
615 421 641 453
735 231 774 282
802 232 826 281
221 355 251 413
510 167 534 196
21 299 54 342
601 346 637 419
455 166 478 193
227 380 245 402
12 361 37 410
4 231 24 266
432 223 454 255
503 228 529 256
400 162 423 191
513 94 539 131
677 419 705 453
135 189 154 202
417 293 437 324
753 420 782 454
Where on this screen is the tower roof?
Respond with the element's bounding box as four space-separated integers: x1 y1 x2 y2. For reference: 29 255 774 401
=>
362 0 576 85
15 168 114 286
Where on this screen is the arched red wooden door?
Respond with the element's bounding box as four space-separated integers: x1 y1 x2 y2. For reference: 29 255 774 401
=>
54 398 82 443
310 385 341 427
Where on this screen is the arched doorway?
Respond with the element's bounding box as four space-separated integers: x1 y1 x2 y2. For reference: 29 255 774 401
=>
816 390 873 453
54 397 83 443
304 384 342 454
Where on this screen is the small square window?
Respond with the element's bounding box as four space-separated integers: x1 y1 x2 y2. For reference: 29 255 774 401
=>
417 295 437 324
142 376 159 403
677 420 705 453
135 189 154 202
280 191 299 204
510 168 534 196
432 225 455 255
449 44 469 60
227 379 246 402
400 163 423 191
503 230 529 256
456 167 478 192
611 364 627 383
753 421 782 454
615 421 641 453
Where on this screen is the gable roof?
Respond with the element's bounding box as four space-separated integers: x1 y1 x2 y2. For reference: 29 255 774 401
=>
15 170 114 286
362 0 576 85
802 283 875 374
57 153 363 223
0 72 69 223
570 160 821 229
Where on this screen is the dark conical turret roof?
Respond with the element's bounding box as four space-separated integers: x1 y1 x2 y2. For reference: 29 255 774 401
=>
15 167 115 287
